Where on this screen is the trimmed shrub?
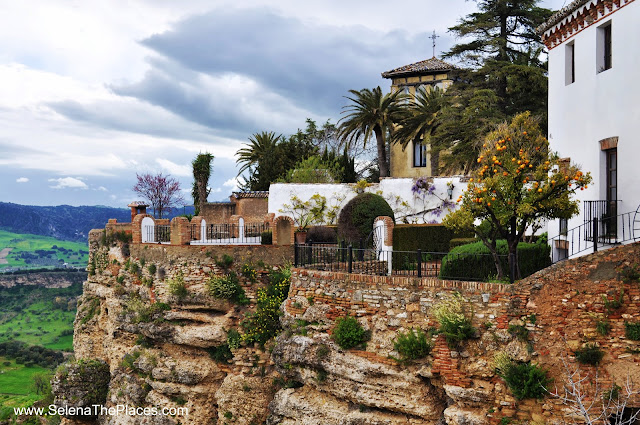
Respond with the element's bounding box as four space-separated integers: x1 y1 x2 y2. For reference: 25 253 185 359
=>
393 225 474 253
337 193 394 243
449 237 477 250
332 316 368 349
306 226 337 244
440 239 551 281
394 328 433 361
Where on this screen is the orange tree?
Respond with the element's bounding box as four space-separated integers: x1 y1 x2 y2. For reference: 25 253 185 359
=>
443 112 591 281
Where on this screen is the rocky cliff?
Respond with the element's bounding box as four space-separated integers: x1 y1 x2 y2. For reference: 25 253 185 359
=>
0 270 86 288
55 232 640 425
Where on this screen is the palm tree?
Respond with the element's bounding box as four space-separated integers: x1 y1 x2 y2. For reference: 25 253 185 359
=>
236 131 283 177
338 87 406 178
391 87 445 173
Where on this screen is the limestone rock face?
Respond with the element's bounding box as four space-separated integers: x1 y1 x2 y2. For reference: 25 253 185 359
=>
270 333 447 422
215 374 276 425
267 386 434 425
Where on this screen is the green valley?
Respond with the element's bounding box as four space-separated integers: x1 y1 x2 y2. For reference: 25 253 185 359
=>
0 230 88 271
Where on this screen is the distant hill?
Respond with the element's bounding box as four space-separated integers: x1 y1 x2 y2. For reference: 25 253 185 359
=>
0 202 129 242
0 202 196 243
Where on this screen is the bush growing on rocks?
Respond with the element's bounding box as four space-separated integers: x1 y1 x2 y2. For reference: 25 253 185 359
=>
393 328 433 361
432 292 476 346
207 272 248 305
574 343 605 365
332 315 369 350
494 352 550 400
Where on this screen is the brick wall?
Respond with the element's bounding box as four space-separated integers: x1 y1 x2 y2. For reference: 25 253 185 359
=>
235 198 268 223
201 202 236 224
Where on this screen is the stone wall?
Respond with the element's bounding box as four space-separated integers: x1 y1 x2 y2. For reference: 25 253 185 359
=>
129 244 293 268
273 243 640 425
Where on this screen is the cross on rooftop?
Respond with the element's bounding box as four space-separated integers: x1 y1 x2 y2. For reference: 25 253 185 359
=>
431 30 439 58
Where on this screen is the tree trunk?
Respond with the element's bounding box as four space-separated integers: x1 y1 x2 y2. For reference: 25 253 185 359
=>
374 126 390 178
506 217 521 282
197 181 207 217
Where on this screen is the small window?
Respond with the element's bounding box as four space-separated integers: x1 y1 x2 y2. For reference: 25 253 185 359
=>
559 218 568 236
597 21 612 73
565 42 575 84
413 141 427 168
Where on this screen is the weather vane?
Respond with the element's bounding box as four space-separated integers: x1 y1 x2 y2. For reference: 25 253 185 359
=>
431 30 440 58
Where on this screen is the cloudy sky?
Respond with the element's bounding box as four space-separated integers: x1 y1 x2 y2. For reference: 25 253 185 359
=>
0 0 567 208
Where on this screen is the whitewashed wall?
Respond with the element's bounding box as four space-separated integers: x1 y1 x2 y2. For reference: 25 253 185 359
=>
269 177 468 226
546 1 640 254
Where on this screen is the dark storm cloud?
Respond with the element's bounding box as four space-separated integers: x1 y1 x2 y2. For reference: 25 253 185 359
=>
116 8 436 127
110 62 281 137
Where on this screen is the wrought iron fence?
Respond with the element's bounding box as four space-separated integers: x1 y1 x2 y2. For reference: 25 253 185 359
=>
144 225 170 243
294 244 510 281
189 222 270 245
549 209 639 263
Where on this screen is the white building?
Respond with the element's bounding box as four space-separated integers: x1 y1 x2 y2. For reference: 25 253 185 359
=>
539 0 640 260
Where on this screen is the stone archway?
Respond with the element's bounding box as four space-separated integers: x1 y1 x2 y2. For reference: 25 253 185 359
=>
273 216 294 246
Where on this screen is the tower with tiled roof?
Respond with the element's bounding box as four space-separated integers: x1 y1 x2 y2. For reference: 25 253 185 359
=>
382 57 455 178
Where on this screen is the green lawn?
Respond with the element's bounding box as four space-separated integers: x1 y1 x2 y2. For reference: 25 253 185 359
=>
0 229 88 270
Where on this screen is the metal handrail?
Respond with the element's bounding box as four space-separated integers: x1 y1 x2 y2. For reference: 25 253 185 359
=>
549 208 639 263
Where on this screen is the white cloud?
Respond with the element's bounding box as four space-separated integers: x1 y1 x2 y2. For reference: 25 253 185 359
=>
156 158 191 177
48 177 88 189
96 186 108 191
223 177 240 192
16 177 29 183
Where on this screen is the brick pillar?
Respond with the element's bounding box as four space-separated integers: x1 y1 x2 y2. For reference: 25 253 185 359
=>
229 215 242 238
170 217 190 245
374 216 394 247
132 214 153 244
191 216 203 240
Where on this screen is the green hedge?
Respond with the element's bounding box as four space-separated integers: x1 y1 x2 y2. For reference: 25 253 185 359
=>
440 239 551 281
393 225 474 253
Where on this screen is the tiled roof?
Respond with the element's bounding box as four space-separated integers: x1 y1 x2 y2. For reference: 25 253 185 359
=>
381 57 455 78
127 201 149 207
537 0 591 34
232 191 269 199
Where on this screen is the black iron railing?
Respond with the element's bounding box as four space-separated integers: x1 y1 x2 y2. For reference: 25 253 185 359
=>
294 244 510 281
549 208 639 263
189 222 269 245
144 225 170 243
583 200 620 241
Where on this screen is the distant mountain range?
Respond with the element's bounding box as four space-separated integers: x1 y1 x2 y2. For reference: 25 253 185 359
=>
0 203 130 242
0 202 196 243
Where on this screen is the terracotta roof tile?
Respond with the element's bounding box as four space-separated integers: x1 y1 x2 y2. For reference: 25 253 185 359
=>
381 57 455 78
231 191 269 199
537 0 593 34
